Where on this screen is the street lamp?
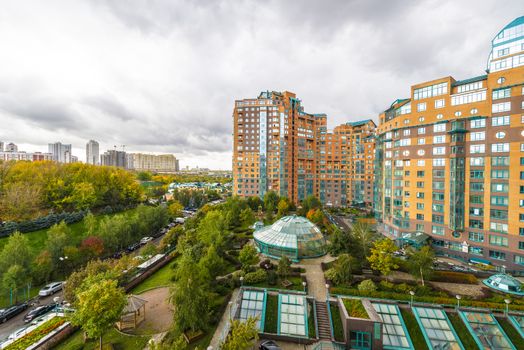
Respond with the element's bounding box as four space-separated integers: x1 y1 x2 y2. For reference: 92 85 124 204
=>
302 281 307 293
228 301 233 320
455 295 461 310
505 299 511 316
207 347 213 350
325 283 330 303
53 296 60 316
240 276 244 288
409 291 415 307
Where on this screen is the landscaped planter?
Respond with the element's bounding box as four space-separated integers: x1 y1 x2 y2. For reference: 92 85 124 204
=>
3 317 65 350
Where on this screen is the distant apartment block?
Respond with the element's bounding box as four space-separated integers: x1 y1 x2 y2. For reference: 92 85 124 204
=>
128 153 179 173
4 142 18 152
86 140 100 165
48 142 73 163
374 16 524 272
232 90 375 207
101 149 128 168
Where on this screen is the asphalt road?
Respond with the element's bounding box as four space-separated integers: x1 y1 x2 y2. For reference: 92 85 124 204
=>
0 289 65 342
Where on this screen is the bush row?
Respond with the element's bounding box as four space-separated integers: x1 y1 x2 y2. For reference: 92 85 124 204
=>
430 271 478 284
0 211 86 237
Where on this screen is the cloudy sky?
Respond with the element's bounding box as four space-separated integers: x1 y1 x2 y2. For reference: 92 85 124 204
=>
0 0 522 169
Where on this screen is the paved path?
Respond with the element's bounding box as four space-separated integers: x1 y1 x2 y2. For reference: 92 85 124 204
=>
209 288 240 349
295 255 336 301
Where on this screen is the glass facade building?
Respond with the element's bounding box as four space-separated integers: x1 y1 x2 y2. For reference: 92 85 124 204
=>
253 215 327 261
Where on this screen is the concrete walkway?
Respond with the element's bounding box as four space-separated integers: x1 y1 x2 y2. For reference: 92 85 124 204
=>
295 255 336 300
209 288 241 349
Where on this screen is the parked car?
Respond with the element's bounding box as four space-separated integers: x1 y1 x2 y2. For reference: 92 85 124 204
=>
0 302 28 323
38 282 63 297
126 242 141 252
259 340 281 350
140 236 153 245
23 304 55 323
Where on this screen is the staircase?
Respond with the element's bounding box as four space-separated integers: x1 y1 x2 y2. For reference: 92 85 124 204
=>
315 301 332 340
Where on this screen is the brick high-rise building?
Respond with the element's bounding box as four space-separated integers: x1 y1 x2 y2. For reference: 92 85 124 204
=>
232 90 375 207
374 16 524 272
128 153 179 173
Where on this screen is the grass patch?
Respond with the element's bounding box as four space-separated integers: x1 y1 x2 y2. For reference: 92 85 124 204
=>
308 300 316 339
329 303 344 342
399 308 428 350
245 275 304 291
342 299 369 319
54 327 150 350
130 259 177 294
264 294 278 334
496 317 524 350
447 312 479 350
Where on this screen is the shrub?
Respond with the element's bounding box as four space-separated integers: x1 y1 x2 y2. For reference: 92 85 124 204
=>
358 279 377 293
431 271 477 284
343 299 369 319
325 268 341 285
244 269 267 284
267 270 277 285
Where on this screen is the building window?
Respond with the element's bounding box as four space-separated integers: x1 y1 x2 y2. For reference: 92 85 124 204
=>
470 170 484 179
435 99 445 109
470 144 486 154
470 157 485 166
470 195 483 204
470 132 485 141
492 88 511 100
490 235 508 247
432 226 445 235
470 119 486 129
451 91 487 105
417 102 427 112
491 143 510 153
418 138 425 145
491 183 508 192
433 123 446 133
433 193 445 201
470 183 484 192
490 222 508 233
490 196 508 206
432 158 445 167
492 156 509 166
492 116 510 126
489 250 506 261
433 147 446 155
469 232 484 243
414 82 448 100
433 135 446 144
491 169 509 179
492 102 511 113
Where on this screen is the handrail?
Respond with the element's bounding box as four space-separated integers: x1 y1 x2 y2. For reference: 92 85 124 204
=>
325 301 335 340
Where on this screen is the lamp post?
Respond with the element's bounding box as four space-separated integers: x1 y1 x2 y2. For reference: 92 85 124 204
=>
505 299 511 316
409 291 415 307
302 281 307 293
325 283 330 303
456 295 461 310
59 256 69 276
228 301 233 320
53 296 60 316
240 276 244 288
207 346 213 350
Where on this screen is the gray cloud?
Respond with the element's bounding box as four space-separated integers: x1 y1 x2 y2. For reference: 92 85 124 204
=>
0 0 522 169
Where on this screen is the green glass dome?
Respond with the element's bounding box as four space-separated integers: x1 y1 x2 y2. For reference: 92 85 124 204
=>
253 215 327 261
483 274 524 296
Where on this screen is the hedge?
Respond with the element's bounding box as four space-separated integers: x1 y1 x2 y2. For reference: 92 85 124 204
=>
0 211 87 237
4 317 65 350
431 271 478 284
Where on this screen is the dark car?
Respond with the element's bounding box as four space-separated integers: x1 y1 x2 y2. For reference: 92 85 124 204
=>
126 242 141 253
23 304 55 323
0 302 28 323
259 340 281 350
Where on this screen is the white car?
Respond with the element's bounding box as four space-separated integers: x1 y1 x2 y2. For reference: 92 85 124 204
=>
38 282 63 297
140 236 153 245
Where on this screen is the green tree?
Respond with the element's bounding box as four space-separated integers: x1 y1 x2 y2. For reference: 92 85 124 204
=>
239 208 255 227
197 210 228 253
169 201 184 218
332 254 355 285
367 239 399 278
358 279 377 293
263 191 279 212
137 171 153 181
66 182 97 210
2 264 30 303
171 253 210 333
64 259 117 305
70 278 127 350
32 250 53 285
0 183 42 221
327 227 353 256
83 211 98 238
198 245 225 279
221 317 259 350
277 256 291 279
238 244 259 272
406 246 435 286
276 197 291 218
299 195 321 216
46 221 72 265
0 231 33 273
352 222 376 261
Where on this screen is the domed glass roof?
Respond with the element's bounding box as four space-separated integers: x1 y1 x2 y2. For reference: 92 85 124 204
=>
253 215 326 260
483 273 524 295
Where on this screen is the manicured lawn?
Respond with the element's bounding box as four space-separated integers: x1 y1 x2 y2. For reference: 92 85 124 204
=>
245 275 304 291
307 299 316 339
264 294 278 334
54 327 150 350
496 316 524 350
329 303 344 342
399 308 429 350
447 312 479 350
342 298 369 319
130 259 177 294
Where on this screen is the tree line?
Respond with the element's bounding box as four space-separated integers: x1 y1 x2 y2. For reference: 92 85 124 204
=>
0 204 169 303
0 161 143 222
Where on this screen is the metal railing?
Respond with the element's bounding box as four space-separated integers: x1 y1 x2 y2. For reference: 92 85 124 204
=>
216 289 242 348
310 341 345 350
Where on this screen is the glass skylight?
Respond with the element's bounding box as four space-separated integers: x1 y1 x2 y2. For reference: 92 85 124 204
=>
412 307 463 350
460 311 515 350
239 290 265 330
278 294 307 337
371 303 412 350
